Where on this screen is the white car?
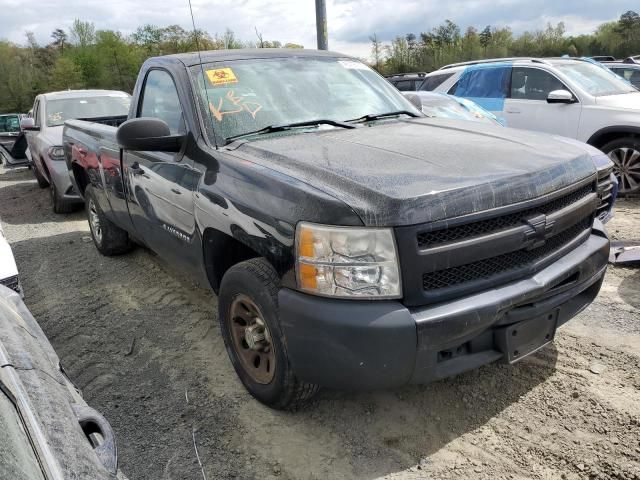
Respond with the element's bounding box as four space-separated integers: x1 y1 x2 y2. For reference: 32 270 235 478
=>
0 222 22 297
421 57 640 194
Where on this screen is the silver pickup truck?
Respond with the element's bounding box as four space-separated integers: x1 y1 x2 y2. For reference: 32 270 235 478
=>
21 90 130 213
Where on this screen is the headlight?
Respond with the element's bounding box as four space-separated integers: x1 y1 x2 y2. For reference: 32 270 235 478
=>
295 222 401 299
47 146 65 161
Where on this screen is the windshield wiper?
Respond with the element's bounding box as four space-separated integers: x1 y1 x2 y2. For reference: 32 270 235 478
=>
225 119 355 144
346 110 420 123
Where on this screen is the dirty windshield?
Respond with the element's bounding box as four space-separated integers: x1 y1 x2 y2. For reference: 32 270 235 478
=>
45 95 131 127
191 57 417 142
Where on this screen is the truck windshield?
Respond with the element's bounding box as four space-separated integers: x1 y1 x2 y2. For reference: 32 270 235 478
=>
191 57 419 143
0 115 20 133
554 62 637 96
46 95 131 127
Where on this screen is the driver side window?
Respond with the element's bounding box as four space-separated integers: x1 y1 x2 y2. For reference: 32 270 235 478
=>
139 70 185 135
511 67 567 101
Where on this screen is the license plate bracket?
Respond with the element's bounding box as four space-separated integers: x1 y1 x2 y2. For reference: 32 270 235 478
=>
495 311 558 364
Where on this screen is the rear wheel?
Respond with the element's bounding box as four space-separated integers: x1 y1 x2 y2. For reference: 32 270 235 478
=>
85 185 133 256
602 137 640 195
219 258 319 410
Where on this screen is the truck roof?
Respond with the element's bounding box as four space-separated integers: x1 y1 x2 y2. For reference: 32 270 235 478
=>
40 89 130 100
159 48 353 67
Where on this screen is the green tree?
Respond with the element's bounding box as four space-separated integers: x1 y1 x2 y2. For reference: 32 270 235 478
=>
70 19 96 47
50 57 85 90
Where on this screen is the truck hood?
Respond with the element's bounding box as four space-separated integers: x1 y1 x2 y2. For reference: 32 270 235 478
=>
594 92 640 110
231 118 596 226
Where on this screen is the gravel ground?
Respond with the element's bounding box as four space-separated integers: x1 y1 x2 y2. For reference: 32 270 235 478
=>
1 165 639 480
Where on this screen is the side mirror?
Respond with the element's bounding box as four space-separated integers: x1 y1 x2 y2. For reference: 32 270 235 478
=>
403 93 424 112
20 118 39 131
116 117 184 152
547 90 575 104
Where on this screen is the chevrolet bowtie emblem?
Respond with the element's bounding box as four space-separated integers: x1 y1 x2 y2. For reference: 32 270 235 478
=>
524 214 555 250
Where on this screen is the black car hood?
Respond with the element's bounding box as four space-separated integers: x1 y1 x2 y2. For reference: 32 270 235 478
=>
231 118 596 227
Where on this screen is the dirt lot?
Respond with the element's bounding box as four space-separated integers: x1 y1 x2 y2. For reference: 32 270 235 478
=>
1 165 639 480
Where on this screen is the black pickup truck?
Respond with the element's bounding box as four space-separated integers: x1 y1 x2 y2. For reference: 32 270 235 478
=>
64 49 610 409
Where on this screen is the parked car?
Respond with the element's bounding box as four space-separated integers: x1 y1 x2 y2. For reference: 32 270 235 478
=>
386 72 428 91
422 57 640 194
0 113 25 149
403 92 618 223
0 285 126 480
622 55 640 64
602 61 640 88
404 91 503 125
21 90 131 213
64 49 609 410
0 222 22 297
589 55 617 62
0 114 31 169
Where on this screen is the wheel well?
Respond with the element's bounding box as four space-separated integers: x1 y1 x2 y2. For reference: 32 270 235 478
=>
202 228 261 294
72 163 90 195
39 156 51 180
587 128 640 150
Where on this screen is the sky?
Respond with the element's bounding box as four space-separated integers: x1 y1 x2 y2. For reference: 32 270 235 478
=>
0 0 637 59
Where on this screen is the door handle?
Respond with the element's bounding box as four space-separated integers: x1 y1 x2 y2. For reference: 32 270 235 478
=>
171 188 182 195
130 161 145 175
506 108 521 114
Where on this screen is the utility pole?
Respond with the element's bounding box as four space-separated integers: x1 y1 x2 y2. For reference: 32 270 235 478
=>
315 0 328 50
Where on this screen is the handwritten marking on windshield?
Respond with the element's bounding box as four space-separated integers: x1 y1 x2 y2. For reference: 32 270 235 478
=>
209 90 263 122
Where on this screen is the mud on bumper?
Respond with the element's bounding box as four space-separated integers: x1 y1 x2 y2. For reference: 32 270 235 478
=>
279 224 609 390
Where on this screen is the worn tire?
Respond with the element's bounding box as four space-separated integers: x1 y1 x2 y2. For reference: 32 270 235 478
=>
85 185 133 256
219 258 319 410
33 161 49 188
601 136 640 195
51 181 75 214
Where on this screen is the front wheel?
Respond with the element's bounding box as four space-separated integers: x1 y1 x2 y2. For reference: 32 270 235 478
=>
602 137 640 195
51 181 75 214
33 162 49 188
218 258 319 410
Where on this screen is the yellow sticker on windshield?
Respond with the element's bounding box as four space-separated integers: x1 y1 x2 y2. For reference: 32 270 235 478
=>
206 68 238 86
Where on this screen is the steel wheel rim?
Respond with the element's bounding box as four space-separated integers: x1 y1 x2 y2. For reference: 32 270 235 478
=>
88 200 103 244
228 294 276 385
608 147 640 194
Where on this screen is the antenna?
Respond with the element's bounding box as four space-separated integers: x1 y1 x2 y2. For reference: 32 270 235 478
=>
188 0 218 148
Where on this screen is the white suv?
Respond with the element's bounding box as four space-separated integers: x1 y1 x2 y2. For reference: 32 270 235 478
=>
421 58 640 194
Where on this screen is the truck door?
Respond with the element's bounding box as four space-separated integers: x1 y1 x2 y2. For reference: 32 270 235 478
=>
123 68 201 269
504 67 581 138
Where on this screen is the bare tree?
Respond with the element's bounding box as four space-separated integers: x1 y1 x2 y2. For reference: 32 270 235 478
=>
370 33 383 71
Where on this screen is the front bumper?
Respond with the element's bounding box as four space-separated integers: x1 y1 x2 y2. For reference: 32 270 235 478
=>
279 223 609 390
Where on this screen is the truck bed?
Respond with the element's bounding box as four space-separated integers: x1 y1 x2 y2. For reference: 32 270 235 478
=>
76 115 128 128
